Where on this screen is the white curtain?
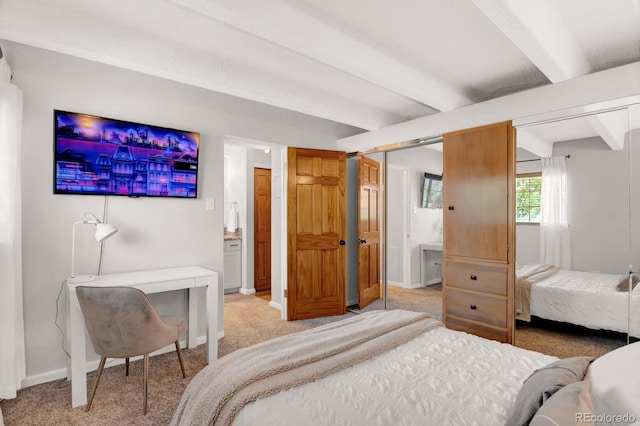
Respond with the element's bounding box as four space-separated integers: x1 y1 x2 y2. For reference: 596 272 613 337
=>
0 48 26 399
540 157 571 269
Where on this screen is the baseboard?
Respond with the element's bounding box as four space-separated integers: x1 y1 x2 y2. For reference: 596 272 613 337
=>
388 281 424 289
239 287 256 295
268 300 282 310
20 332 224 390
425 278 442 286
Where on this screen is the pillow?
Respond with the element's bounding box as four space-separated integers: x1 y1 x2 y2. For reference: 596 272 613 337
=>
506 357 594 426
615 273 639 292
529 380 593 426
587 341 640 422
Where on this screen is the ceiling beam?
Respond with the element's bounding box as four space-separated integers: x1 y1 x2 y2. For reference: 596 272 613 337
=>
337 62 640 153
470 0 591 81
515 129 553 158
0 0 409 131
166 0 473 112
587 110 628 151
471 0 625 150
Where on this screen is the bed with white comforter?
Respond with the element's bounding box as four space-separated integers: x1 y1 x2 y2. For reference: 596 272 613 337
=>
173 309 640 426
234 326 555 426
518 265 640 336
173 310 557 426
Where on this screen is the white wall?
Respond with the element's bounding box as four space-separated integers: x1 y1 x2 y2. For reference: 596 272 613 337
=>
4 40 361 386
252 148 272 169
386 165 407 285
224 144 247 233
631 126 640 271
555 137 630 274
515 224 540 267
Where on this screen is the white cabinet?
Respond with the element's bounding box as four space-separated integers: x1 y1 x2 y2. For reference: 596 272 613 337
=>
224 240 242 291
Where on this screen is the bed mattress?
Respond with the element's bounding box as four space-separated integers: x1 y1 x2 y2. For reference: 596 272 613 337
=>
529 269 634 334
233 326 556 426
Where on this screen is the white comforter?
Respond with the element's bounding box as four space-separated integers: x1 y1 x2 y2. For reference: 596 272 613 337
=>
529 269 636 335
233 327 556 426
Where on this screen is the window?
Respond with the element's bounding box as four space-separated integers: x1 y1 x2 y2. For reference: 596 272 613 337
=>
421 173 443 209
516 173 541 223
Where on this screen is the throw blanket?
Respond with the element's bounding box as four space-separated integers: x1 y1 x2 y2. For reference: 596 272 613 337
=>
172 310 442 426
515 264 559 321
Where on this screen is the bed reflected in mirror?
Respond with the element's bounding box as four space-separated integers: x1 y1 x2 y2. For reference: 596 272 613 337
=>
514 107 631 357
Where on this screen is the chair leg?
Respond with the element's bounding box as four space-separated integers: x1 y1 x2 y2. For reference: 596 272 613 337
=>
86 357 107 412
125 357 129 376
143 354 149 415
175 340 186 378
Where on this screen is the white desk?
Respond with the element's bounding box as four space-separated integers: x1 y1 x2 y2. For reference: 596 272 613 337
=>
420 243 443 286
65 266 220 408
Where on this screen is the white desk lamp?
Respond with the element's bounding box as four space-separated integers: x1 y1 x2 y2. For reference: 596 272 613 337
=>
69 212 118 283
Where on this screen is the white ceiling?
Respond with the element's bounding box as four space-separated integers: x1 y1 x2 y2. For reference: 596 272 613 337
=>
1 0 639 151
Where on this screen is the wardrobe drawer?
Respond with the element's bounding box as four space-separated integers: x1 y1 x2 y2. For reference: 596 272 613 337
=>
445 316 509 343
445 288 506 327
444 261 506 295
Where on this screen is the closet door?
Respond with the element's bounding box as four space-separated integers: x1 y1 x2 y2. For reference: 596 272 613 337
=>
443 121 515 343
444 124 509 261
630 104 640 341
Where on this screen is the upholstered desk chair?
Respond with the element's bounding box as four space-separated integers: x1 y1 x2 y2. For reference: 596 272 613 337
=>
75 286 188 414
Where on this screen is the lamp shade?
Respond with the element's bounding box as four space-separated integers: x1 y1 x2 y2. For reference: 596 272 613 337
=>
94 223 118 242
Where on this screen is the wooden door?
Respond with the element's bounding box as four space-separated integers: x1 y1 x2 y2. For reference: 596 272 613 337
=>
287 147 346 320
443 123 510 261
254 168 272 292
357 156 381 308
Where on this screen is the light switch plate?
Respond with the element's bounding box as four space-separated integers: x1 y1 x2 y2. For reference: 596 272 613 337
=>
205 197 215 211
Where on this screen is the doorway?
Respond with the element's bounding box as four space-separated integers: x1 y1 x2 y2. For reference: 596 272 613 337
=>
223 137 283 309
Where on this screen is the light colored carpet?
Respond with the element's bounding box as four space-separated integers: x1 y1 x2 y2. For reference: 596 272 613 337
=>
0 288 625 425
515 318 626 358
351 284 443 321
0 293 353 426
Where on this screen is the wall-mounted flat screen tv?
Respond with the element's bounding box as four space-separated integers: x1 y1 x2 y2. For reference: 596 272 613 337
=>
54 110 199 198
421 172 443 209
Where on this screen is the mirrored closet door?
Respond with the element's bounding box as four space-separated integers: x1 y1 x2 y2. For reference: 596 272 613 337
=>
628 103 640 342
347 144 444 318
384 145 444 319
514 106 630 357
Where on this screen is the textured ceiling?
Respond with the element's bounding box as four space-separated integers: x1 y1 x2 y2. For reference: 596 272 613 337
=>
0 0 639 149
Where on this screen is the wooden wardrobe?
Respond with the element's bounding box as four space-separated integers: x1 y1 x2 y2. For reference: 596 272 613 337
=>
442 121 515 344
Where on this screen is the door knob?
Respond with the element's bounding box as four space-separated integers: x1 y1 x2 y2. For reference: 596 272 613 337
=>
359 238 367 244
339 240 346 245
